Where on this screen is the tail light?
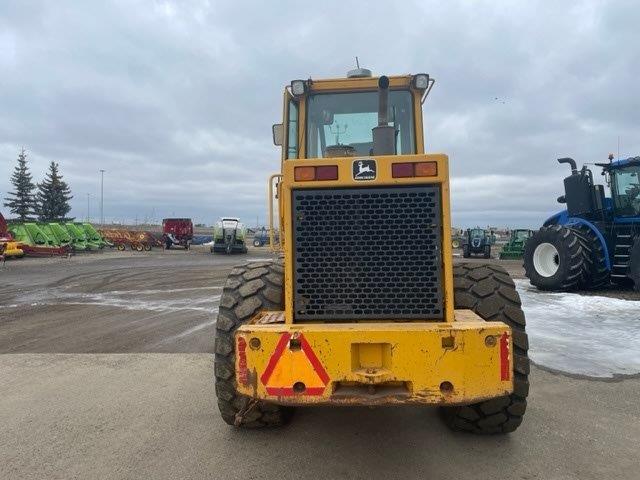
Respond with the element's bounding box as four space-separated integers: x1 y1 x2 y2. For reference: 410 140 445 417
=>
392 161 438 178
294 166 338 181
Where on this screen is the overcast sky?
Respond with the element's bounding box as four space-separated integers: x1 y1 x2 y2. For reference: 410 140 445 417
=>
1 0 638 228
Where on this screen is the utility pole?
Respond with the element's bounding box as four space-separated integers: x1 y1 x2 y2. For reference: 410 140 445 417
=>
86 193 91 222
99 169 105 225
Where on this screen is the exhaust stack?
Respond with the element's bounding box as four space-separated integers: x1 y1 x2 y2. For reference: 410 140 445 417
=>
372 76 395 156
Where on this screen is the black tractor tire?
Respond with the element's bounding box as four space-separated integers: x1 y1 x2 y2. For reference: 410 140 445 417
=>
572 225 610 290
523 225 585 291
462 244 470 258
214 260 294 428
441 263 529 434
483 245 491 259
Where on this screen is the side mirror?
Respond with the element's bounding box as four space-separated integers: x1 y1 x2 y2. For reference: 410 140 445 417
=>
557 195 566 204
272 124 283 146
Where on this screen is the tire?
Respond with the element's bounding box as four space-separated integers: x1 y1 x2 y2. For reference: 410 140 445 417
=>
462 244 470 258
215 260 294 428
441 263 529 434
523 225 585 291
483 245 491 259
135 243 144 252
452 239 460 249
116 243 125 251
143 244 151 251
253 239 262 247
572 225 609 290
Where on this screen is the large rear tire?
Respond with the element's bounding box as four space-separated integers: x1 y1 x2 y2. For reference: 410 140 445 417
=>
462 244 470 258
483 245 491 259
214 260 294 428
572 224 609 289
523 225 585 291
442 263 529 434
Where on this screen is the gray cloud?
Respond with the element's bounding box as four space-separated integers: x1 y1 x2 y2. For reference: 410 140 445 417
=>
1 0 639 227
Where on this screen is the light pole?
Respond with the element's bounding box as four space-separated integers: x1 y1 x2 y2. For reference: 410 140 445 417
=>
99 169 105 225
86 193 91 222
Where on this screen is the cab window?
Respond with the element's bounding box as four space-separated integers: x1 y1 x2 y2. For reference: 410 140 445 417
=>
612 166 640 216
306 90 414 159
286 100 298 159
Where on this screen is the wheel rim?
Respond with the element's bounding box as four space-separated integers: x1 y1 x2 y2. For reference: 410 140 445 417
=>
533 242 560 277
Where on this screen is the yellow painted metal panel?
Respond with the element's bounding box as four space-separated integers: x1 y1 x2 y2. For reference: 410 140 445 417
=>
235 312 513 406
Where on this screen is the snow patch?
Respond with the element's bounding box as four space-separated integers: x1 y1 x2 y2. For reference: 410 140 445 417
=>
515 280 640 378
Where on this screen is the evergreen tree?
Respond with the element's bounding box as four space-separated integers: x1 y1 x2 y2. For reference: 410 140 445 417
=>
3 148 37 221
36 161 73 222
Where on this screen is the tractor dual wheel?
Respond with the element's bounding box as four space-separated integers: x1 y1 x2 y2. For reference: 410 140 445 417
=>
523 225 585 291
572 224 610 290
442 263 529 434
214 260 293 428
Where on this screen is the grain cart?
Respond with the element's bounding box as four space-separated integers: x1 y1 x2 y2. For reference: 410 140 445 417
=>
462 228 492 258
211 218 248 254
162 218 193 250
525 155 640 291
500 229 534 260
213 69 529 434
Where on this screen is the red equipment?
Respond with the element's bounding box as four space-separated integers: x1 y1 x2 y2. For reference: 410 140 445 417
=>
162 218 193 250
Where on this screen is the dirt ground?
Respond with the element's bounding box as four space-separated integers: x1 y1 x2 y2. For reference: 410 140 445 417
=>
1 247 639 479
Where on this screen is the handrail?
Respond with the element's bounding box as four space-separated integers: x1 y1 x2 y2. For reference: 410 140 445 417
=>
268 174 283 252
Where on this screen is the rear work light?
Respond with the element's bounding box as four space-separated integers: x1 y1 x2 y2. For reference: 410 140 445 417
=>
294 165 338 182
392 161 438 178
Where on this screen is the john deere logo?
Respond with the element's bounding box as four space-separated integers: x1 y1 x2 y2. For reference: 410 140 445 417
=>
353 159 376 181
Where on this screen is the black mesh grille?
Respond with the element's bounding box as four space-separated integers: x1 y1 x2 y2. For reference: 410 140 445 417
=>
293 186 443 321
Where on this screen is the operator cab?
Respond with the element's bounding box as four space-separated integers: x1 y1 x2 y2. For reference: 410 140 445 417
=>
608 159 640 217
273 69 434 161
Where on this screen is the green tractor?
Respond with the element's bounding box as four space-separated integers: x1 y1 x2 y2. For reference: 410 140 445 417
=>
500 229 534 260
461 227 492 259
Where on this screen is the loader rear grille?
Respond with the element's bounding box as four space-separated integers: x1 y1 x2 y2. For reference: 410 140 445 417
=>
293 186 442 321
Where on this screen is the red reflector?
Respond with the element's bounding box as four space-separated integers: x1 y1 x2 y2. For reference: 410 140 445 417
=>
315 165 338 180
392 162 414 178
415 161 438 177
294 166 316 181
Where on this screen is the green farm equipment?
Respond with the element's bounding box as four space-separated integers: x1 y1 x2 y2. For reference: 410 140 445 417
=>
39 223 74 249
65 222 101 250
7 222 69 256
211 217 248 254
79 223 111 248
500 229 534 260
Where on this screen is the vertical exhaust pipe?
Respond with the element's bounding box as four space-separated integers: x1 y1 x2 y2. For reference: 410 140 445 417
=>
372 75 395 156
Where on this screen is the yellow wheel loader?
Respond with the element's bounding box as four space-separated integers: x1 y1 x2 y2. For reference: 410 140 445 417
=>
214 68 529 434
